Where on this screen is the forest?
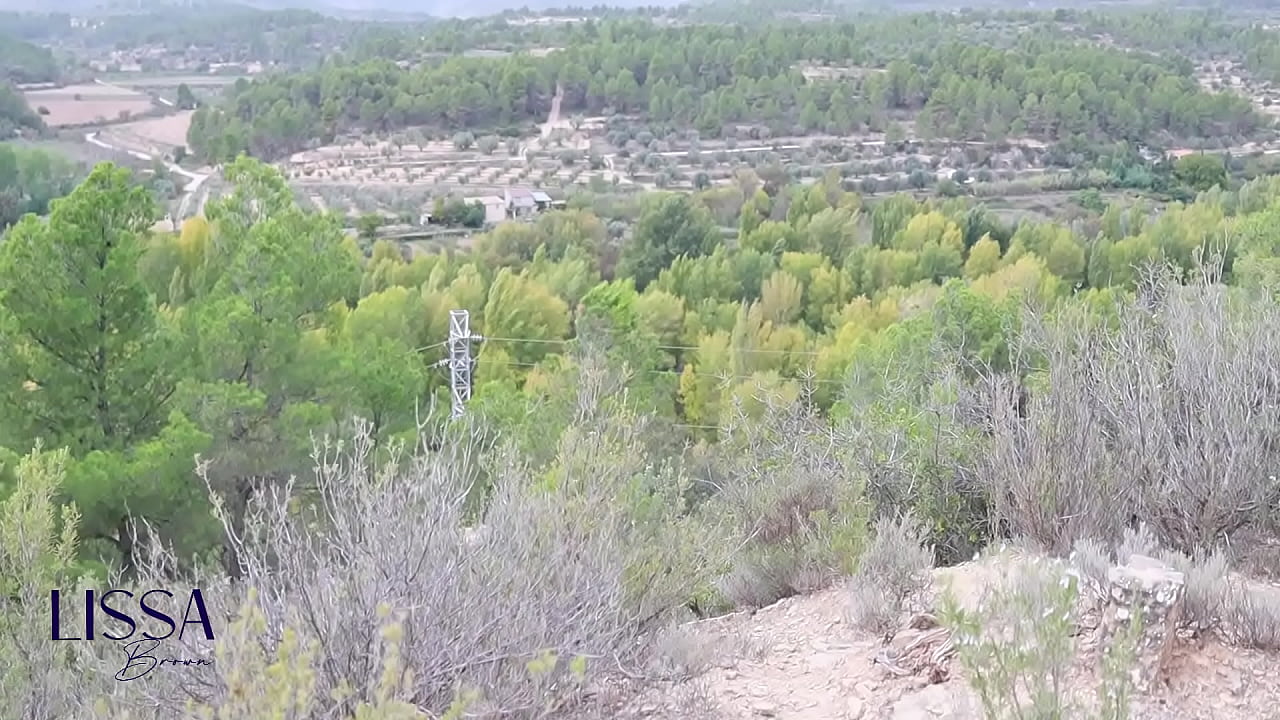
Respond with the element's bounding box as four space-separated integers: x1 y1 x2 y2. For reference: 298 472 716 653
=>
3 149 1280 717
0 144 79 229
1 152 1269 571
0 33 59 84
185 11 1267 162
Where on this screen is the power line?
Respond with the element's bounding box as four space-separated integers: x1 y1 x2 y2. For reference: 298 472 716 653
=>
479 335 826 357
479 335 569 345
435 316 845 417
474 356 848 386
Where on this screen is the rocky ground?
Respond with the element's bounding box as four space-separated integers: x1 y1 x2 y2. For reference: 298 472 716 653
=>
616 551 1280 720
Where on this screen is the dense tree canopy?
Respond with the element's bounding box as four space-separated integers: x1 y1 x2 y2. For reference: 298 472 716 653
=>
0 144 79 229
4 5 1280 717
0 33 58 84
4 153 1279 576
0 87 41 137
186 13 1265 162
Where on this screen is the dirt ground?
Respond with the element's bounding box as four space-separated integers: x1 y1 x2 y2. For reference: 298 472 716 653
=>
98 110 195 154
23 83 156 127
616 552 1280 720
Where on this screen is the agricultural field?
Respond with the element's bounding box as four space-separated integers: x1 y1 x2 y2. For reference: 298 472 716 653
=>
22 82 158 128
103 74 243 88
279 118 1062 210
106 73 243 105
1196 59 1280 123
96 110 196 158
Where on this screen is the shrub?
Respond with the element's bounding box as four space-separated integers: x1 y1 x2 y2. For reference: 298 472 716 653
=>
981 271 1280 556
1072 527 1230 629
6 379 724 718
943 556 1140 720
846 513 933 635
1156 547 1230 631
0 447 92 720
1223 584 1280 650
706 392 869 609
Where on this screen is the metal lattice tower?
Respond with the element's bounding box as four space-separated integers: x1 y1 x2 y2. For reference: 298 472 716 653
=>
447 310 480 419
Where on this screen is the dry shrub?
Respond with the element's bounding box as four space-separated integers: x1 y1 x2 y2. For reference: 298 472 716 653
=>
1071 527 1230 628
706 390 869 609
1066 528 1279 646
1116 524 1160 564
1071 527 1280 652
1156 547 1230 631
846 513 933 636
37 396 718 719
1222 585 1280 650
983 269 1280 556
1069 537 1113 599
650 623 766 680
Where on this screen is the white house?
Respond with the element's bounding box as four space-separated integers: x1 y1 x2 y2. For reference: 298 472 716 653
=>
467 195 508 225
504 188 538 218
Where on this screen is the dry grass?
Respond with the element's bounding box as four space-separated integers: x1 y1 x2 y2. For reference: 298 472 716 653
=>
102 111 195 151
23 84 155 127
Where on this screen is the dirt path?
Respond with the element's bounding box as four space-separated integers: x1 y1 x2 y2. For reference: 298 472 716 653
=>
85 130 211 221
681 589 891 720
626 555 1280 720
542 82 565 139
523 83 580 158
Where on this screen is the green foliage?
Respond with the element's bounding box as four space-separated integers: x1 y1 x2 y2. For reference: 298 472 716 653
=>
0 446 93 719
1174 153 1228 193
0 143 80 229
186 11 1262 162
356 212 384 240
620 192 720 290
1 137 1279 625
0 163 170 454
0 85 43 137
942 555 1141 720
0 33 58 84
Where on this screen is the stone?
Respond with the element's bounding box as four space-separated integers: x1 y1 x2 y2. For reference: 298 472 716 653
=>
752 701 779 716
845 697 866 719
1103 554 1186 693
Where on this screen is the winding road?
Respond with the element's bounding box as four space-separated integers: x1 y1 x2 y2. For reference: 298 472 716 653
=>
85 130 211 220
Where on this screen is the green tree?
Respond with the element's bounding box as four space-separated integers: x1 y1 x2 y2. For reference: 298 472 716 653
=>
180 158 362 568
0 163 216 572
0 163 173 454
357 212 383 242
1173 153 1227 192
964 234 1002 279
176 83 198 110
619 193 721 291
